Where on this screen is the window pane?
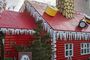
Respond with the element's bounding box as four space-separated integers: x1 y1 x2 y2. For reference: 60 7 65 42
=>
84 49 87 53
87 48 89 53
81 44 83 48
89 48 90 53
81 49 83 54
66 51 68 56
66 44 68 49
69 44 72 49
87 43 89 48
85 44 87 48
70 50 72 56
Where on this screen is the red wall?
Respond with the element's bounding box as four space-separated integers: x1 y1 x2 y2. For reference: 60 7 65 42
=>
5 35 34 59
56 40 90 60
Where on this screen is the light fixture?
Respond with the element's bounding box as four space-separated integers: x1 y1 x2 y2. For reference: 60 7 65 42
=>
78 20 88 28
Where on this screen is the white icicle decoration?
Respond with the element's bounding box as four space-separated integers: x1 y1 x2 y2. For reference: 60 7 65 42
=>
59 31 64 40
53 31 57 43
50 29 53 37
57 32 60 39
1 28 7 33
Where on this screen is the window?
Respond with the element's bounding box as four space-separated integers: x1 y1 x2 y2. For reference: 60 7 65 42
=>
65 44 73 57
81 43 90 55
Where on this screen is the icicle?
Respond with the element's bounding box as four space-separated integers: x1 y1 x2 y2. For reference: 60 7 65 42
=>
32 30 35 34
50 29 53 37
87 33 90 40
15 29 20 35
1 28 7 34
28 30 32 35
24 29 28 35
77 32 80 40
74 32 77 40
53 52 56 59
59 31 64 40
81 33 86 40
28 5 31 12
44 23 47 31
19 29 25 35
8 29 15 35
52 48 56 52
42 19 45 23
57 32 60 39
52 31 57 43
63 31 67 40
68 32 71 40
79 32 82 40
70 32 73 40
36 16 39 21
84 33 88 40
30 6 33 15
30 7 35 16
38 16 42 21
47 25 51 33
45 23 48 32
33 12 37 18
32 9 36 17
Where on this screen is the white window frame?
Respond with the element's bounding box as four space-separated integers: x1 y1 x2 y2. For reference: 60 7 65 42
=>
81 43 90 55
65 43 73 57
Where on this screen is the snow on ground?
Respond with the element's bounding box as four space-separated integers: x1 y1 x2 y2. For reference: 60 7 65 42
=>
31 0 56 6
6 0 56 12
6 0 25 11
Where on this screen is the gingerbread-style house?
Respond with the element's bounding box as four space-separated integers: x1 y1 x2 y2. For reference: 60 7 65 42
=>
2 0 90 60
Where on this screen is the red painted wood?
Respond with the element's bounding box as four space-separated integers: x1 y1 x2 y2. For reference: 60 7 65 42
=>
56 40 90 60
5 35 34 59
0 11 37 29
43 12 90 32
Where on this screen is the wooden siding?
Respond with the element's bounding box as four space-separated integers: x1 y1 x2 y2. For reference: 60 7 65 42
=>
5 35 34 59
56 40 90 60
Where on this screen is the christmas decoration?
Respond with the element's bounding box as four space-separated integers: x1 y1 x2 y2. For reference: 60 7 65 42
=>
56 0 74 18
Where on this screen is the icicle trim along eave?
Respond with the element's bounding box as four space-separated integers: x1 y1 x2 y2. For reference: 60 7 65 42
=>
0 28 35 35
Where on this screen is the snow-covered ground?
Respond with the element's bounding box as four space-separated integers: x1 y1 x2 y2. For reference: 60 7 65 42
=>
6 0 56 12
32 0 56 6
6 0 25 11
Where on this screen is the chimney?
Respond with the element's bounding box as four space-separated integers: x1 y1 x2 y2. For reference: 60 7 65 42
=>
56 0 74 19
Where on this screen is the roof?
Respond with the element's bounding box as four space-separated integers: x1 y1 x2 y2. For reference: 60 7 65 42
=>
30 1 90 32
0 11 37 29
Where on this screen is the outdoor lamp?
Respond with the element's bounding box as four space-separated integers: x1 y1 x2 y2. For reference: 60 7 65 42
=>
78 20 88 28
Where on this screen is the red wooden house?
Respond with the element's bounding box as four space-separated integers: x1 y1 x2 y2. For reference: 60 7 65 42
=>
2 0 90 60
2 11 37 59
22 1 90 60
